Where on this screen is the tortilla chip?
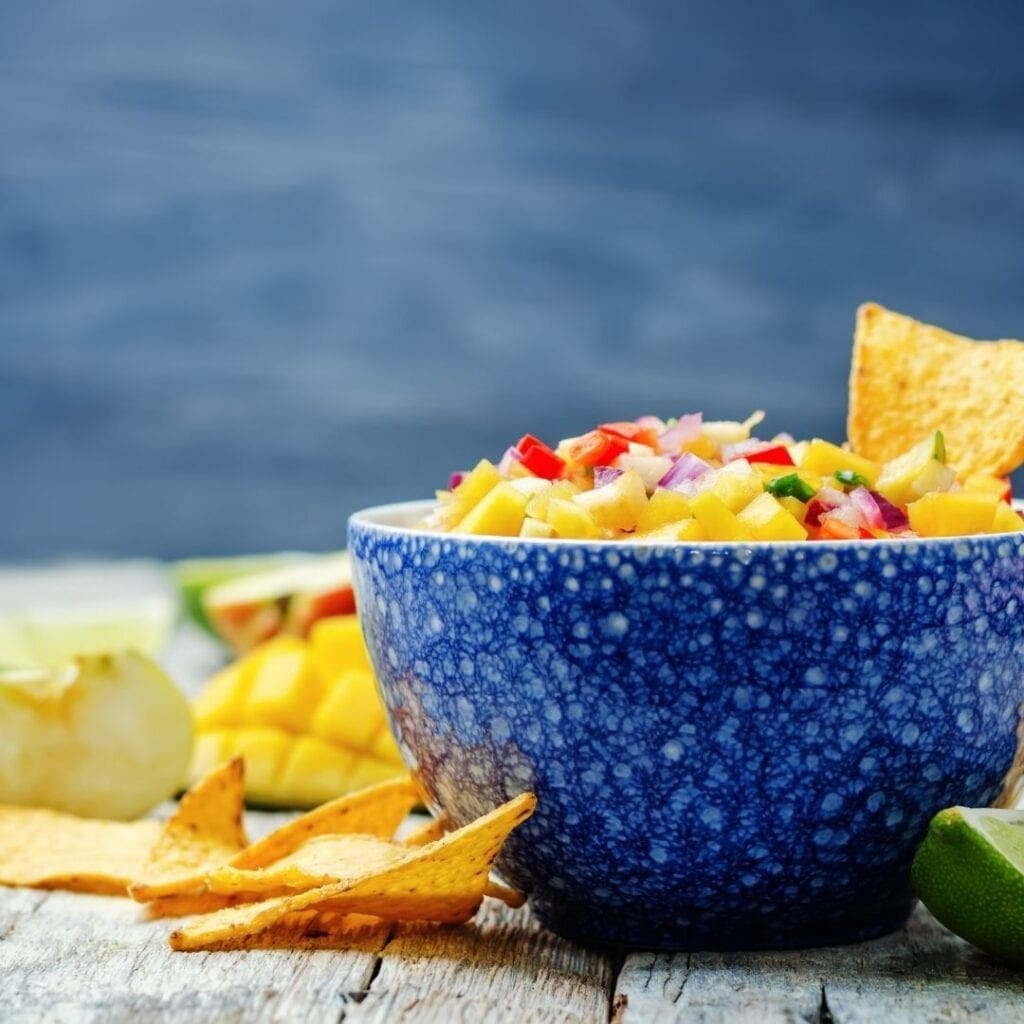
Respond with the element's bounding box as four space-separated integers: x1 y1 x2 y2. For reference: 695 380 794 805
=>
401 814 524 907
144 892 240 918
849 303 1024 477
206 833 408 897
185 909 390 952
132 774 418 905
169 792 536 951
129 758 248 901
230 775 418 870
0 807 160 894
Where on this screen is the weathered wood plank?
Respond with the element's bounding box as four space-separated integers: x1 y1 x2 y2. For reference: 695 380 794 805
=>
346 899 617 1024
0 885 384 1024
615 905 1024 1024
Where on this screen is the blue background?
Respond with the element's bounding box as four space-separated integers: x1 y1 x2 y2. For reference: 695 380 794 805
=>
2 2 1023 559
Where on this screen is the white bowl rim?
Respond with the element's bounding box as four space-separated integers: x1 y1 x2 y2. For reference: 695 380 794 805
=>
349 499 1024 551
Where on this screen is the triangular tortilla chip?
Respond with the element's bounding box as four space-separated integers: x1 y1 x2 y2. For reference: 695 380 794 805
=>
401 814 524 907
169 792 536 950
129 759 248 900
184 909 390 952
131 773 417 904
849 303 1024 477
206 833 408 896
231 775 418 869
0 807 160 894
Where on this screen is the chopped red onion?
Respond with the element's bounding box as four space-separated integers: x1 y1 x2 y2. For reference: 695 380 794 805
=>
614 453 674 493
659 413 703 453
823 503 867 530
658 451 712 491
635 415 667 434
593 466 623 488
721 438 769 462
870 491 909 531
497 446 524 475
849 486 885 530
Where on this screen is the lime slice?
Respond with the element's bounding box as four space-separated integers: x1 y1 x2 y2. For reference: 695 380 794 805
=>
173 554 298 636
912 806 1024 965
0 561 177 669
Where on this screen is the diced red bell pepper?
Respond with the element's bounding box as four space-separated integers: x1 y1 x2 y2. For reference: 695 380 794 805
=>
747 444 794 467
599 421 661 449
568 429 628 467
816 517 873 541
999 476 1013 504
515 434 566 480
804 498 831 526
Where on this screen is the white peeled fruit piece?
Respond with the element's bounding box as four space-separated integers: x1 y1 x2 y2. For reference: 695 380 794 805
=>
0 651 193 820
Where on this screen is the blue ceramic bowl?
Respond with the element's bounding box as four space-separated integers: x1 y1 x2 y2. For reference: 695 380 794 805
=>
349 500 1024 950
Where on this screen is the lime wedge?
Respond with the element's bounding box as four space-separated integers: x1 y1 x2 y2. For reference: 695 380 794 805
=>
912 806 1024 965
0 561 177 668
173 554 297 636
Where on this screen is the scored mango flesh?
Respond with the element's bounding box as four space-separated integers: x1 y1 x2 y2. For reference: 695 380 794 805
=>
189 617 404 808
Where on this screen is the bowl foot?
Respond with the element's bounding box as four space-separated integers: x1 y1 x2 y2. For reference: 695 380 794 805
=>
529 891 917 951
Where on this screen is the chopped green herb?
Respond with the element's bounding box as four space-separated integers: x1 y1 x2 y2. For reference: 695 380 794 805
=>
833 469 869 489
934 430 946 464
765 473 816 503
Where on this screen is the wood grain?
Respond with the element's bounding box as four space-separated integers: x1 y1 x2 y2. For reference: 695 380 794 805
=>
615 904 1024 1024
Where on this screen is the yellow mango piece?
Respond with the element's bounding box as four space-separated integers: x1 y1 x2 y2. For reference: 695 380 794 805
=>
525 480 577 520
371 725 403 763
801 439 880 486
344 754 408 792
308 615 371 682
907 491 999 537
737 492 809 541
573 469 648 531
193 655 260 729
188 729 235 785
963 474 1011 499
520 518 556 539
708 468 764 513
635 489 692 532
681 435 718 460
990 501 1024 534
874 433 956 506
226 727 293 806
440 459 502 527
276 736 358 808
635 519 704 542
546 497 600 539
779 496 809 522
690 492 751 541
454 482 528 537
244 637 325 734
310 669 385 752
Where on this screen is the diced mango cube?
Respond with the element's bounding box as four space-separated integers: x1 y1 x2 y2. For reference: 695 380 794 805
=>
344 754 407 792
779 496 809 522
188 729 234 782
708 467 764 513
308 615 371 682
573 469 648 532
874 433 955 505
635 519 704 542
520 518 557 539
801 439 880 486
737 492 809 541
192 656 258 729
440 459 502 527
371 724 403 763
244 636 325 733
635 489 692 532
907 491 999 537
226 727 292 806
525 480 577 521
277 735 359 808
546 497 600 539
990 501 1024 534
963 474 1012 502
310 669 386 752
454 482 529 536
690 492 751 541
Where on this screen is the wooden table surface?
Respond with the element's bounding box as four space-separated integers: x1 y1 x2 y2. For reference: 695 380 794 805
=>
0 583 1022 1022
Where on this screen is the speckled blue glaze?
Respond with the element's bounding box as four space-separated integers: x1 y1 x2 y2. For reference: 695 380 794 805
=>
349 500 1024 950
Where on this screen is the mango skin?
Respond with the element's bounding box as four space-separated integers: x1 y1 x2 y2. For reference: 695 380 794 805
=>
188 614 404 808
